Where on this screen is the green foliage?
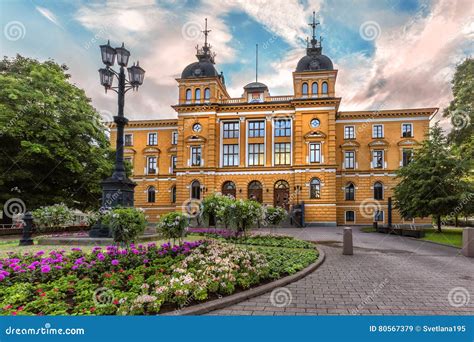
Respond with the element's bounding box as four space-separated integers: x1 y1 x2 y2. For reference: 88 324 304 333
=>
157 212 188 242
264 206 287 226
229 235 314 249
394 124 470 232
224 198 264 233
201 193 233 226
0 55 114 210
102 208 146 245
32 203 75 228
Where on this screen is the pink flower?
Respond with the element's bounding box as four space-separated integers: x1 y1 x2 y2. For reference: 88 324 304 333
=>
40 265 51 273
111 259 119 266
97 253 105 261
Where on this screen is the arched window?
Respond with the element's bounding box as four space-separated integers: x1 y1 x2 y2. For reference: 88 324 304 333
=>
322 81 328 94
170 186 176 203
204 88 210 101
345 183 355 201
195 88 201 102
185 89 192 101
147 186 156 203
191 180 201 200
302 82 308 96
248 180 263 203
274 180 289 189
311 82 318 95
374 182 383 200
222 181 236 198
310 178 320 199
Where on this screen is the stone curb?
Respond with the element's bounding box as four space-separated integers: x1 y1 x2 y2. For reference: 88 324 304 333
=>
411 237 461 249
164 246 326 316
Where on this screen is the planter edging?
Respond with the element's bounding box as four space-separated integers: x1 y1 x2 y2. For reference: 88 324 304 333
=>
163 245 326 316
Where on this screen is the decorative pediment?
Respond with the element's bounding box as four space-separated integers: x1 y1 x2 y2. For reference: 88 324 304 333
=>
304 130 327 140
368 139 389 148
123 148 136 154
185 135 207 143
167 146 178 153
397 139 419 146
143 147 161 154
340 141 360 149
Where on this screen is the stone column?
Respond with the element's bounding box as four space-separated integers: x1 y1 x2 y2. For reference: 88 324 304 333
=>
462 228 474 257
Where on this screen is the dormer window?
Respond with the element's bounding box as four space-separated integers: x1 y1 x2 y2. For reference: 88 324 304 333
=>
322 81 328 94
302 82 308 97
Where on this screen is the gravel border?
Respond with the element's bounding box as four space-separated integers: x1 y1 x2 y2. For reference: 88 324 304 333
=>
163 246 326 316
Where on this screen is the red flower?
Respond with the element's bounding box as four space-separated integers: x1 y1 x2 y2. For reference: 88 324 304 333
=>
40 293 46 297
3 305 12 310
12 311 17 316
17 306 24 311
113 299 119 305
90 307 96 312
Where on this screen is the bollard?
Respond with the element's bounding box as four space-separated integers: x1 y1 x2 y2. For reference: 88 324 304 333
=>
343 227 353 255
462 227 474 258
19 211 34 246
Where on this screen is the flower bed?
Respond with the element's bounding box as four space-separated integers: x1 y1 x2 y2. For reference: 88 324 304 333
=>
0 237 318 315
186 228 239 238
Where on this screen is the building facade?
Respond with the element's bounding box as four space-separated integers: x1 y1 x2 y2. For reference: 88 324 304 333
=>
110 20 437 226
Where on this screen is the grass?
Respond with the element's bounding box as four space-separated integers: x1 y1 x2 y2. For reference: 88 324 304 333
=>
359 226 463 248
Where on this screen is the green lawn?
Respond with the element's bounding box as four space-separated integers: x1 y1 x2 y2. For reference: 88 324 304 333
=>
360 226 463 248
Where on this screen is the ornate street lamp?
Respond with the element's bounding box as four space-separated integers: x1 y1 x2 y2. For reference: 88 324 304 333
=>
90 41 146 238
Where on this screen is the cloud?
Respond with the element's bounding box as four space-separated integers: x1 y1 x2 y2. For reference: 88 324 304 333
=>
35 6 63 28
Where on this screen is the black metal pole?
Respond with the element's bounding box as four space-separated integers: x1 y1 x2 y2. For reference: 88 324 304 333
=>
388 197 392 228
112 66 127 180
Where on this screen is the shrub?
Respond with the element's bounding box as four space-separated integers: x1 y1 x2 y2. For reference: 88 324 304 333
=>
102 207 146 245
201 193 232 227
225 199 264 234
32 203 75 228
264 206 287 226
157 212 188 243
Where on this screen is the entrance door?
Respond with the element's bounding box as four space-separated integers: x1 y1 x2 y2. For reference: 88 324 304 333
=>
274 180 290 210
248 181 263 203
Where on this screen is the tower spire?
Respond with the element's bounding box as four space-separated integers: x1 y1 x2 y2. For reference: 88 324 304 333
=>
308 11 319 42
202 18 211 48
255 44 258 82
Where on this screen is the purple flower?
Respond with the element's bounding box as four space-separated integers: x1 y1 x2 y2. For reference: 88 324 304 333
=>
71 248 82 252
0 274 5 281
111 259 119 266
71 265 78 270
35 251 45 256
97 253 105 261
40 265 51 273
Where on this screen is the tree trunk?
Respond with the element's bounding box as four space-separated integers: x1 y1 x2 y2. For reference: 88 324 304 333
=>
455 215 459 227
436 215 442 233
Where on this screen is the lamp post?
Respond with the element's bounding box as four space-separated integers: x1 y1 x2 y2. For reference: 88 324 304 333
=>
90 41 145 238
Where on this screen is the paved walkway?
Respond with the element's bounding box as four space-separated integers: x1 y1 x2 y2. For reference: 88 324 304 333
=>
209 227 474 315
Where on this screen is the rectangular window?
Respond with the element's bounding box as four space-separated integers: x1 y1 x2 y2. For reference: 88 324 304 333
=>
309 143 321 163
223 122 239 139
222 144 239 166
372 125 383 139
124 134 133 146
148 132 157 146
345 211 355 222
147 156 157 174
248 143 265 166
344 126 355 139
372 150 384 168
402 123 413 137
171 156 177 173
190 146 201 166
171 131 178 145
375 210 384 222
344 151 355 169
274 143 291 165
402 149 413 166
274 119 291 137
248 121 265 138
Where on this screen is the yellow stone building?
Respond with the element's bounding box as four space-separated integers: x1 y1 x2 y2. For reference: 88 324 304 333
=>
110 20 437 226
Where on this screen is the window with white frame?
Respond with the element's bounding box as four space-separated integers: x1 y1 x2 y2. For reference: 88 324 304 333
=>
309 143 321 163
170 155 177 173
344 151 355 169
274 119 291 137
190 146 201 166
124 134 133 146
223 121 239 139
248 143 264 166
402 149 413 166
345 211 355 222
222 144 239 166
248 121 265 138
274 143 291 165
402 123 413 137
372 150 384 168
344 126 355 139
171 131 178 145
147 156 157 174
147 132 157 146
372 124 383 139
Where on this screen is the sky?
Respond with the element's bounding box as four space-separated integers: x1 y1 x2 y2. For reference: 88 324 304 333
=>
1 0 473 128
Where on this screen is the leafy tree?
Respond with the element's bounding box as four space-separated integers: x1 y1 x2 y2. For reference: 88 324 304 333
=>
394 124 469 232
0 55 114 210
